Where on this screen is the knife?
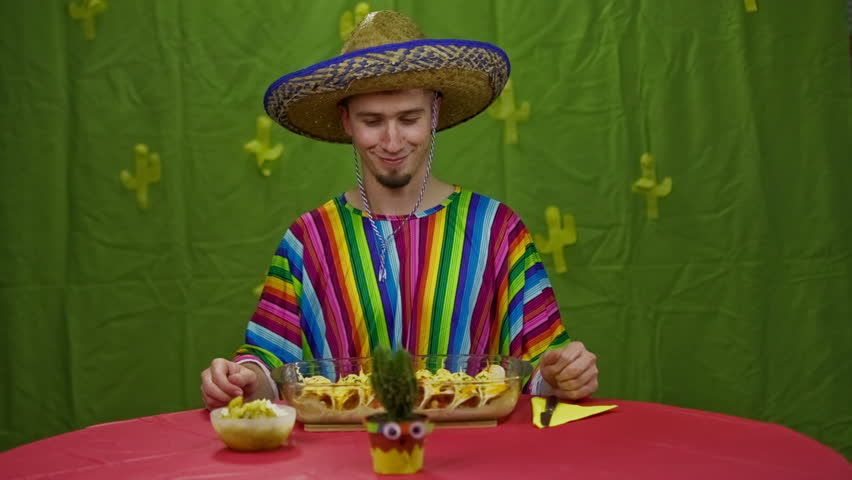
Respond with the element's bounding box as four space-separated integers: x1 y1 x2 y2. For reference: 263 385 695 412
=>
540 395 559 427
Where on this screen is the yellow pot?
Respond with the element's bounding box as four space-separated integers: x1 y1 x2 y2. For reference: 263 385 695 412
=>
365 413 432 474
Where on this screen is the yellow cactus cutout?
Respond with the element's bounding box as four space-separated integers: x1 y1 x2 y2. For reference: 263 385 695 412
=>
631 153 672 220
340 2 371 41
120 144 161 210
245 115 284 177
488 79 530 145
534 206 577 274
69 0 107 40
744 0 758 12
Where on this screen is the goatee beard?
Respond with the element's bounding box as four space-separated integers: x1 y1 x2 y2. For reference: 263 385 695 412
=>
376 173 413 189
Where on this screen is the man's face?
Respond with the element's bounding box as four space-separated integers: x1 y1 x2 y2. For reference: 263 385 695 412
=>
340 89 438 189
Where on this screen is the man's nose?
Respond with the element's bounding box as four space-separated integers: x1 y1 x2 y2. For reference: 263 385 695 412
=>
380 122 403 152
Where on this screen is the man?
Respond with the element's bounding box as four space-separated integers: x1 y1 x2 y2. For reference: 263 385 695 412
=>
201 11 598 409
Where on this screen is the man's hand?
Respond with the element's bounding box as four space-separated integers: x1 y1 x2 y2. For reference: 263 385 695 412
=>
540 341 599 400
200 358 259 410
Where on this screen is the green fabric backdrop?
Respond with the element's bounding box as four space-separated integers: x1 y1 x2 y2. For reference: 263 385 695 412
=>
1 0 850 459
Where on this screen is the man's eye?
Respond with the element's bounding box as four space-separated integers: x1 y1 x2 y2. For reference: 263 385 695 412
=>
400 117 419 125
363 120 381 127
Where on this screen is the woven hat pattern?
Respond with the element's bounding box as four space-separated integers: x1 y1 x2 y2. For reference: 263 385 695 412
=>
266 42 508 142
263 11 510 143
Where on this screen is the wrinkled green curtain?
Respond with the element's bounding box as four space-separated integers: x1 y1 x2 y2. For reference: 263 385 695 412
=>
1 0 850 459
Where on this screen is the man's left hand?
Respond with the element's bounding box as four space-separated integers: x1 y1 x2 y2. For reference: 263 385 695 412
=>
540 341 599 400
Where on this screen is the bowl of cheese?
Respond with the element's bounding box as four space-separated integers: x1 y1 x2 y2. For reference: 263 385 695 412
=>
210 396 296 451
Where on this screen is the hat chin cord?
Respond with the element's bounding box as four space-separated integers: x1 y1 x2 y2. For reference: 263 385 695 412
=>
354 93 439 283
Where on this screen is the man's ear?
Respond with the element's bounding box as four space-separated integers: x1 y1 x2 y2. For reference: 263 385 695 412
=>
432 92 443 121
338 104 353 137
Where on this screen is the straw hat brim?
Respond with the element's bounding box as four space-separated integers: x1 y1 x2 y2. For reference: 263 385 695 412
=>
264 39 510 143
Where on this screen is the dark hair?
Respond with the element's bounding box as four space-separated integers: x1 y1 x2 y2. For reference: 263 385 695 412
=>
338 89 441 109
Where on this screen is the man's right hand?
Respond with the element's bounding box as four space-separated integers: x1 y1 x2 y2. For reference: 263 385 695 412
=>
200 358 258 410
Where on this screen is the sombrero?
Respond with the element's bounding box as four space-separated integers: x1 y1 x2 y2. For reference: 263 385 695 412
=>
263 10 510 143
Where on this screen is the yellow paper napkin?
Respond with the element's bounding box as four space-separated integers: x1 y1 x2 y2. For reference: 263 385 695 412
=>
531 397 617 428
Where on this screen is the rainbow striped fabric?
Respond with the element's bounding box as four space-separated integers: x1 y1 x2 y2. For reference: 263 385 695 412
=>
236 186 570 383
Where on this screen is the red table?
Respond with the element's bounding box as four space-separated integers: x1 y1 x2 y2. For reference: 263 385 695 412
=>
2 396 849 479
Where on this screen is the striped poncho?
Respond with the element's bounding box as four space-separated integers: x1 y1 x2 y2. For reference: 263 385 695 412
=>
236 186 570 389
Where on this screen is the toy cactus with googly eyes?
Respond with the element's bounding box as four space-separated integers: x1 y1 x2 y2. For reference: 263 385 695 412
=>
365 346 433 474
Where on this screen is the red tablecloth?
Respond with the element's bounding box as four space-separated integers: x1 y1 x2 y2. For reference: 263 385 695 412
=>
2 396 849 479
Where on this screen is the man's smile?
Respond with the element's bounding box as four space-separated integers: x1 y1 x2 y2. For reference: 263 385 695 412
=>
376 154 408 167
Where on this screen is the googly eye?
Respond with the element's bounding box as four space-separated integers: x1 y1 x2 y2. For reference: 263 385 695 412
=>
382 422 401 440
409 421 426 439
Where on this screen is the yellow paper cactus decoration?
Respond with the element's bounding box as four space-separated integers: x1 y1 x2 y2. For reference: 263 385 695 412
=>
340 2 371 41
245 115 284 177
744 0 758 12
488 79 530 145
120 144 161 210
632 153 672 220
534 206 577 274
69 0 107 40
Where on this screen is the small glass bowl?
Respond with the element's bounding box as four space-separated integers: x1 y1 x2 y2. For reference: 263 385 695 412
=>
210 403 296 451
